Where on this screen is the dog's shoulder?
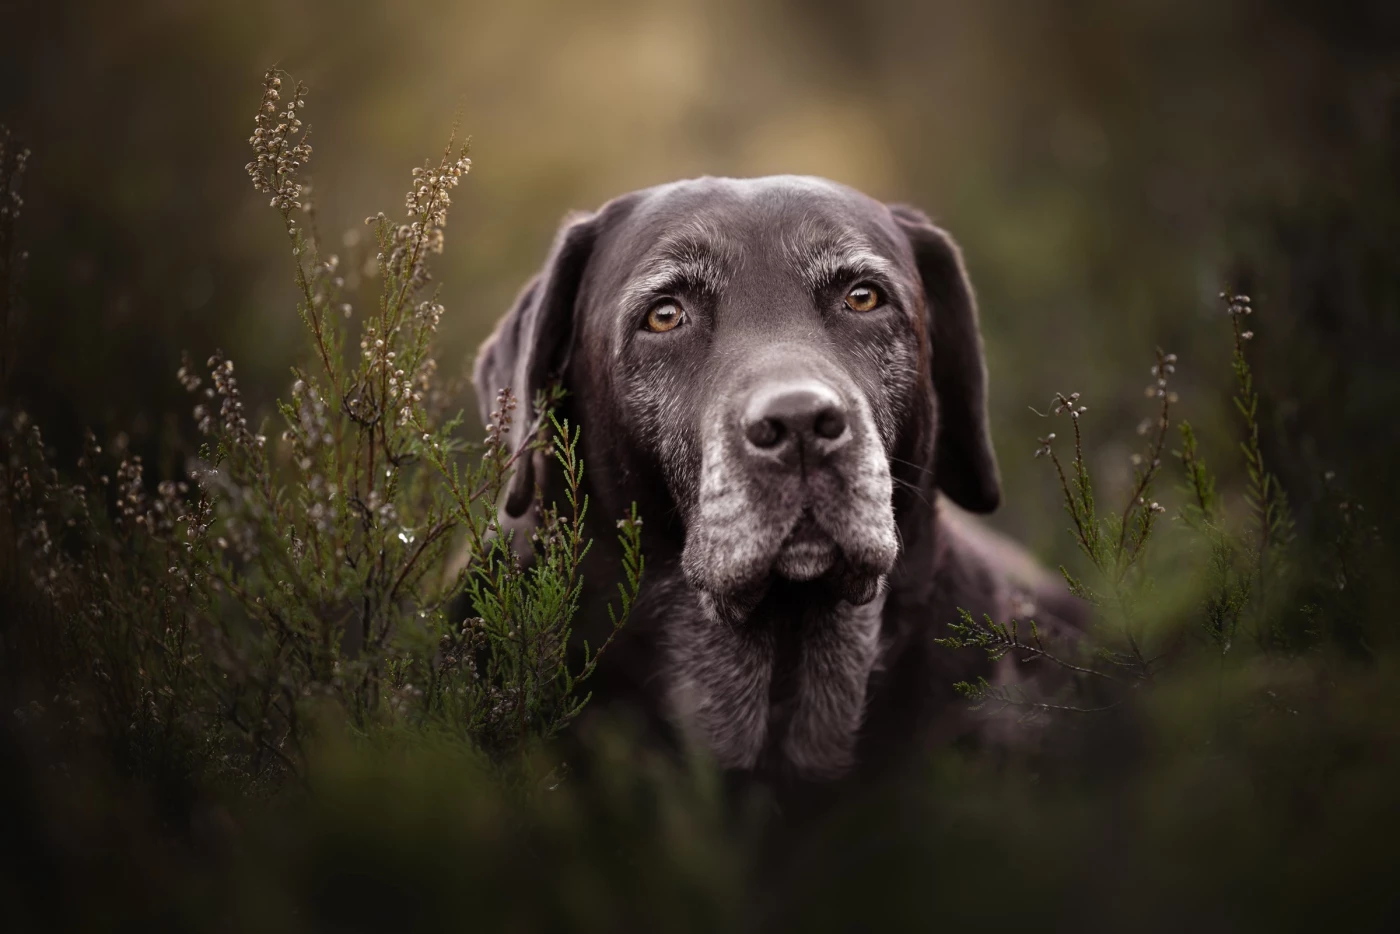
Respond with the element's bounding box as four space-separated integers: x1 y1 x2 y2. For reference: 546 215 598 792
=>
858 501 1087 765
930 499 1085 640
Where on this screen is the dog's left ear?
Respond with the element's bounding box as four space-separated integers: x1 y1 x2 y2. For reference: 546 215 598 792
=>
889 204 1001 513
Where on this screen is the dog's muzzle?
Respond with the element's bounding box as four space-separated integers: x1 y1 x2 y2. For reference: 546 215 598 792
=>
680 357 899 620
740 379 851 581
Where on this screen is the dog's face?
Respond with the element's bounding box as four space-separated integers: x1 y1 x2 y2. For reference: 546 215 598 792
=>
476 176 1000 778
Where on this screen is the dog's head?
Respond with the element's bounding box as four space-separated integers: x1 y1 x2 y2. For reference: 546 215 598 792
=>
475 176 999 777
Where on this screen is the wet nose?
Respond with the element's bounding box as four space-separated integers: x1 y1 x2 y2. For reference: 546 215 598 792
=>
742 381 850 462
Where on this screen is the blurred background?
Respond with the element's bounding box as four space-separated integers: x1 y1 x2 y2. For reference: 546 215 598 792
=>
4 4 1400 928
1 0 1397 566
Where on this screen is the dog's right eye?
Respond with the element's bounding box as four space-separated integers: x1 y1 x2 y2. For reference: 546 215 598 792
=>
644 300 685 333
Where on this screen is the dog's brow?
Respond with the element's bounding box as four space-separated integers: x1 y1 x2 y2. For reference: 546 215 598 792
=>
785 222 896 293
621 223 735 306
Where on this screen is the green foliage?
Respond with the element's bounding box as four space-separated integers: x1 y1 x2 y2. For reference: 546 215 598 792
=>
943 291 1378 722
938 351 1183 712
1044 351 1176 635
1177 419 1251 655
0 72 642 794
938 608 1122 713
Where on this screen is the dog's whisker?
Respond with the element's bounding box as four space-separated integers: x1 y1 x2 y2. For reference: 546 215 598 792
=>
887 453 937 478
890 474 933 510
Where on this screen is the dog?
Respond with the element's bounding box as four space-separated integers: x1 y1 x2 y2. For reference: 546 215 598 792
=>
474 176 1081 783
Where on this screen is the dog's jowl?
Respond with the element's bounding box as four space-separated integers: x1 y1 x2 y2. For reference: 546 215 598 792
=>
475 176 1080 782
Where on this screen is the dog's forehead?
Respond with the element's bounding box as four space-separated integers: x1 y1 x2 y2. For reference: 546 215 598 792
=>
603 175 906 269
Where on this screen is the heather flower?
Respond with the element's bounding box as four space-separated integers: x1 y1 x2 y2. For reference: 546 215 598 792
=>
383 141 472 294
1050 391 1088 417
192 350 253 445
245 70 312 219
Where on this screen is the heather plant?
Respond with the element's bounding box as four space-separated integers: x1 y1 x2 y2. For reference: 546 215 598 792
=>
938 289 1372 721
935 347 1181 711
0 72 642 793
1176 293 1295 664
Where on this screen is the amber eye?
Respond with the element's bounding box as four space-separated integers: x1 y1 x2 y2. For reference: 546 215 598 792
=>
844 284 882 312
645 300 684 332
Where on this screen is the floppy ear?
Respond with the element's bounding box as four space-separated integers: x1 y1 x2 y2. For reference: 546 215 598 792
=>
888 204 1001 513
473 210 599 518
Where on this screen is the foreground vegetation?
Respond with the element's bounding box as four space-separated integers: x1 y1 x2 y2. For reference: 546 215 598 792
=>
1 75 1396 930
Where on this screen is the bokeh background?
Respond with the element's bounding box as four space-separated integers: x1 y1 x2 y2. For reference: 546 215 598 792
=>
2 0 1398 569
5 4 1400 928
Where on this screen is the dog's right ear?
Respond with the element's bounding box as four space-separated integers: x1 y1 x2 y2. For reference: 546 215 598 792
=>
473 210 599 518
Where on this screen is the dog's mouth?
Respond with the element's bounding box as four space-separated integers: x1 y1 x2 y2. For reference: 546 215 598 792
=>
773 510 838 582
683 493 892 629
680 385 900 625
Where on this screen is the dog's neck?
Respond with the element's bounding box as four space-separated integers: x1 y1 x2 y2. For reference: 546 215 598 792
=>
661 578 887 779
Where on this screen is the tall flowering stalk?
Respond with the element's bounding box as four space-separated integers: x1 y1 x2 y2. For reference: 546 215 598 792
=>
1177 293 1293 659
0 73 641 790
1222 293 1293 639
161 69 641 770
937 352 1178 714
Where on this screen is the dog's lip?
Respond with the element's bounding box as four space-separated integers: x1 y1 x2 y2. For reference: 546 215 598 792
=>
783 510 827 546
773 510 839 582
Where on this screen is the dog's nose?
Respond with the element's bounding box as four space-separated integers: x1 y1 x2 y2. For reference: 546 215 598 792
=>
743 381 850 461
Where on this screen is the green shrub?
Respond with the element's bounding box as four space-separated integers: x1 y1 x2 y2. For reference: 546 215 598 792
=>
0 71 642 799
938 290 1381 727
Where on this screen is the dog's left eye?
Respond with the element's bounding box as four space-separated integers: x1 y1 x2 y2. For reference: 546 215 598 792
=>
844 284 883 312
644 300 685 332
